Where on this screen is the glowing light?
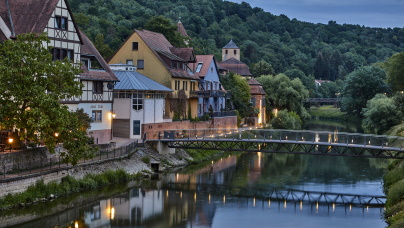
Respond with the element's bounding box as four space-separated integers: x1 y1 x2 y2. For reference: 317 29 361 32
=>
300 201 303 211
111 207 115 220
180 191 182 198
75 222 79 228
366 206 369 212
253 197 256 207
209 194 211 203
350 204 352 212
166 190 169 197
286 136 288 140
176 173 179 181
268 200 271 208
223 195 226 204
54 132 59 137
316 202 319 212
284 200 287 209
194 192 197 201
332 203 335 212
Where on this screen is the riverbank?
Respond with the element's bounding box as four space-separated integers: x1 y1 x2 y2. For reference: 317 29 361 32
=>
0 143 193 200
384 160 404 228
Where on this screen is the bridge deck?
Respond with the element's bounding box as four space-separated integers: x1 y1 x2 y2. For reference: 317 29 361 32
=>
150 129 404 158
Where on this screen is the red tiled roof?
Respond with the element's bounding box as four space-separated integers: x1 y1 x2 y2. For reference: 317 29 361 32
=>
190 55 214 78
218 57 252 76
247 77 261 85
177 21 189 37
170 47 196 62
136 29 197 80
79 30 118 81
248 77 266 95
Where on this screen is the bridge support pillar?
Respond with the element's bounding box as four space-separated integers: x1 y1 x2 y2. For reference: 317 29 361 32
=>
157 141 175 155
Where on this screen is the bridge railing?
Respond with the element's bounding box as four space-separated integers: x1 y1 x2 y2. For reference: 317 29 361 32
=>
162 129 404 149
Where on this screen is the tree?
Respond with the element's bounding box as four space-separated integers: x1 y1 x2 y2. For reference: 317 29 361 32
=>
220 73 251 118
93 33 114 58
362 94 401 134
250 60 274 77
270 109 302 130
145 15 185 47
341 65 389 117
0 33 94 165
383 52 404 92
257 74 310 121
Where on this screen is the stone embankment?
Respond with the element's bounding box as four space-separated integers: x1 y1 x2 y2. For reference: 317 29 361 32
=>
0 143 193 198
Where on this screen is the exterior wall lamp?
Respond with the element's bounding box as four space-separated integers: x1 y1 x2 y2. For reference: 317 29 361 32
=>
8 138 13 152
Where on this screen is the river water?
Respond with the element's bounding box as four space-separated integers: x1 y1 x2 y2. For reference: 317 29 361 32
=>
3 120 389 228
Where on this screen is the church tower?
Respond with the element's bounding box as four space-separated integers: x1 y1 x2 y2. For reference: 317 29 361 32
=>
222 40 240 61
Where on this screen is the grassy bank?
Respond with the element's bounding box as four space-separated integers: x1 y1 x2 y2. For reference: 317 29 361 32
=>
307 105 349 120
384 160 404 228
0 169 139 210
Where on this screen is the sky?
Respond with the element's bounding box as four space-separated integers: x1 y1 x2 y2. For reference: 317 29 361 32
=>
230 0 404 28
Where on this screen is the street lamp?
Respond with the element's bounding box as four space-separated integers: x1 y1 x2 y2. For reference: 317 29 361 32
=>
8 138 13 152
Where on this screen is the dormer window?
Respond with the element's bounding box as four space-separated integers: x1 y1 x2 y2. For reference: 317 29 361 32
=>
55 16 68 30
81 58 90 68
196 62 203 73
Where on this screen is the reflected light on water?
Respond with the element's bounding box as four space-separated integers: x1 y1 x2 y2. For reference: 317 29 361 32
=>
166 190 169 198
284 200 287 209
268 200 271 208
180 191 182 198
111 207 115 220
223 195 226 204
194 192 197 201
75 221 79 228
209 194 211 204
316 202 319 213
333 203 336 212
350 204 352 212
253 198 256 207
300 201 303 211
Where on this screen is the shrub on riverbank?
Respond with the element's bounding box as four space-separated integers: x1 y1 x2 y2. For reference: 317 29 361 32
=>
308 105 350 120
384 160 404 227
0 169 131 210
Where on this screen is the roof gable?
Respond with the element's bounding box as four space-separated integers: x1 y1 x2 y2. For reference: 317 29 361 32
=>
0 0 83 43
79 30 118 82
218 57 252 76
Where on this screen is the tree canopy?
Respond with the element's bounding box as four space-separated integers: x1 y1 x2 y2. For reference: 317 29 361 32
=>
220 73 251 118
70 0 404 79
257 74 310 121
0 33 94 165
341 65 389 117
383 52 404 92
362 94 401 134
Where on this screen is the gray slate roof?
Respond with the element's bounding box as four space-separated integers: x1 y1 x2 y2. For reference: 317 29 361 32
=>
113 70 172 92
223 40 239 49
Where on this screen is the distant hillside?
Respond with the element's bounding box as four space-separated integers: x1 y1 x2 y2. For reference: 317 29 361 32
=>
69 0 404 80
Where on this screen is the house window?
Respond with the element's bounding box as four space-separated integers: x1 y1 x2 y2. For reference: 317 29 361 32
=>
196 63 203 73
81 58 90 68
182 81 188 91
234 50 237 55
126 60 133 65
132 42 138 51
137 60 144 69
51 48 73 61
133 120 141 135
198 104 201 114
132 93 143 111
55 16 68 30
93 81 103 94
92 110 102 122
225 50 228 54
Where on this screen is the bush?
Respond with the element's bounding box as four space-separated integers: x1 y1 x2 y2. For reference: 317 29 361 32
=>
142 155 151 164
386 179 404 207
384 161 404 190
270 110 302 130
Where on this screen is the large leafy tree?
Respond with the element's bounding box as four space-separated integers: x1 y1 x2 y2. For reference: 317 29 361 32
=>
220 73 251 118
257 74 310 121
250 60 274 77
383 52 404 92
0 33 94 165
341 65 389 117
362 94 402 134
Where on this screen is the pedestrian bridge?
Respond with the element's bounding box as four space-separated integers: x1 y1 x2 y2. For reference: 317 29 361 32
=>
160 182 385 207
151 129 404 159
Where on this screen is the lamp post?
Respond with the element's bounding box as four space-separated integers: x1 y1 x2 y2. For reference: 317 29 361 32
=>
8 138 13 152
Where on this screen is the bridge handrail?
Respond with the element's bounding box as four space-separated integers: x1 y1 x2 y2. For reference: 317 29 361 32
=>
158 128 404 150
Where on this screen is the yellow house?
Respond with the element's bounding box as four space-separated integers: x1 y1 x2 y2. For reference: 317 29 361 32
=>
108 29 199 119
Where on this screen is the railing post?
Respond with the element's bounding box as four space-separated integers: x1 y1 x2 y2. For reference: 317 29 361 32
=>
3 165 5 178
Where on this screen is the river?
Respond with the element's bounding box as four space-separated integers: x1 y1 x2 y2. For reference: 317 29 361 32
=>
2 120 389 228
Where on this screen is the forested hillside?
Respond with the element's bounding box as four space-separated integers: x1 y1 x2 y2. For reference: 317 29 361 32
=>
69 0 404 80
